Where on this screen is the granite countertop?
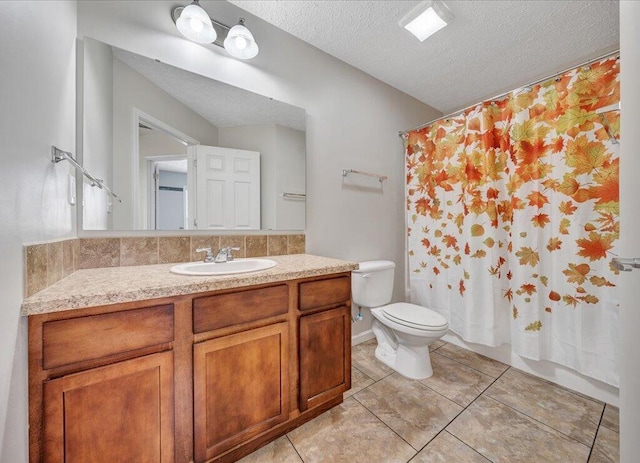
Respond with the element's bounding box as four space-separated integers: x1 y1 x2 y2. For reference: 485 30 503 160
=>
22 254 358 316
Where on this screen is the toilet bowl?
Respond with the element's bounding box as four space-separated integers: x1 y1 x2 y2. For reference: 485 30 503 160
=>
352 261 449 379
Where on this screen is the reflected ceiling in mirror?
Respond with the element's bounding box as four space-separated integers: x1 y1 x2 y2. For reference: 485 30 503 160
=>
81 37 306 232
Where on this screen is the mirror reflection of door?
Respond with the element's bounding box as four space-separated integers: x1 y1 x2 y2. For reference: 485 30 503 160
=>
138 120 261 231
191 145 261 230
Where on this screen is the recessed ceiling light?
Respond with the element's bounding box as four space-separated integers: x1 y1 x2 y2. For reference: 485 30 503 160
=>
399 0 453 42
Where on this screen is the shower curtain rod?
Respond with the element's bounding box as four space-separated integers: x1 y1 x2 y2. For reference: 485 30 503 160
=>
399 49 620 138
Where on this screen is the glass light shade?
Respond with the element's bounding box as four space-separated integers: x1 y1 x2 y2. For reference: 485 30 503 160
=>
400 0 453 42
404 7 447 41
176 2 216 44
224 22 259 59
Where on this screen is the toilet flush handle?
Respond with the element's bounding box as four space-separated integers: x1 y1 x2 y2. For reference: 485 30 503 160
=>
361 273 372 278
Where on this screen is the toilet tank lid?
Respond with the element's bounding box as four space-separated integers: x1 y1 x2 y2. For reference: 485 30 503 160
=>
353 260 396 273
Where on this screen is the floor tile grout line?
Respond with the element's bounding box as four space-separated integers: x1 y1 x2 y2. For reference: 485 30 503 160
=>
597 405 620 435
425 354 497 406
285 434 306 463
598 422 620 434
352 363 376 382
432 349 508 379
428 366 512 458
430 346 498 379
352 365 394 384
483 392 598 450
352 342 608 462
447 430 497 463
434 346 606 450
349 364 394 398
408 365 513 461
245 342 614 463
437 343 606 411
586 405 608 462
429 343 446 353
416 374 481 409
352 356 474 455
410 374 469 409
414 345 507 409
430 350 496 382
504 367 606 409
350 393 420 454
353 342 509 462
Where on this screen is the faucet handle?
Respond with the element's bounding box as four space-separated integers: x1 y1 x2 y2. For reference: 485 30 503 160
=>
195 247 214 262
226 247 241 261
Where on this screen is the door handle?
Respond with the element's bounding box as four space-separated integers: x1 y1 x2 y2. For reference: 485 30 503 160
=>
611 257 640 272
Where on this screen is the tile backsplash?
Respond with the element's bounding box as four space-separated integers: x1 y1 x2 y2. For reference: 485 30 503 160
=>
25 239 78 297
24 234 305 297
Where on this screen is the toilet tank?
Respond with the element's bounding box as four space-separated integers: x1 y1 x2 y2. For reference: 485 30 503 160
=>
351 260 396 308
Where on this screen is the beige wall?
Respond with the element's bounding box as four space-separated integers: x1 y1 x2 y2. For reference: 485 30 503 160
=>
77 0 440 339
0 2 78 461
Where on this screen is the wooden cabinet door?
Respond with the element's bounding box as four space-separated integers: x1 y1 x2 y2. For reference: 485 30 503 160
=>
43 351 174 463
299 306 351 411
193 322 289 462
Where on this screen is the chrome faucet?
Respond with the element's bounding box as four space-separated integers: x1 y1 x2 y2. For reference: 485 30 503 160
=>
215 246 240 263
195 247 215 262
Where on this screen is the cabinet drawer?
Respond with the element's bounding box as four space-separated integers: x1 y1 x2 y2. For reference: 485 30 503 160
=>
42 305 174 370
299 276 350 311
193 284 289 334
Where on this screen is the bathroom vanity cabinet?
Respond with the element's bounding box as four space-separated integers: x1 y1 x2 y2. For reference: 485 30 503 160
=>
298 276 351 411
27 270 352 463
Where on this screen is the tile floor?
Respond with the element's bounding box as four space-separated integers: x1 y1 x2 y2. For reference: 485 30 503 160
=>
238 340 619 463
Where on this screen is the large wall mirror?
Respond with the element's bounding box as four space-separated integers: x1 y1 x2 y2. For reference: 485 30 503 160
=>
80 37 306 231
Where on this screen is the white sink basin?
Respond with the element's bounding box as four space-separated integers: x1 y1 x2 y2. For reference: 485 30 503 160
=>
170 258 277 276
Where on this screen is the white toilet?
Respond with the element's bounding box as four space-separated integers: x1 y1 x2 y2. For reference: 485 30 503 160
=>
352 260 449 379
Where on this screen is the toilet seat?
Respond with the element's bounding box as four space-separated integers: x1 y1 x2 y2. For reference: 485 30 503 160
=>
381 303 448 331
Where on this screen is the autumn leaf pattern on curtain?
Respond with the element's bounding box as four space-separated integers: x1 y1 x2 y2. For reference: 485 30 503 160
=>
406 57 620 386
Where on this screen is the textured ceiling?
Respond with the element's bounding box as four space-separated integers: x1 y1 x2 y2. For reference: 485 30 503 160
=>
228 0 619 113
113 48 306 131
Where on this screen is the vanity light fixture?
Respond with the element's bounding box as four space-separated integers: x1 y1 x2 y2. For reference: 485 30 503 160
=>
171 3 260 60
175 0 216 44
399 0 453 42
224 19 259 60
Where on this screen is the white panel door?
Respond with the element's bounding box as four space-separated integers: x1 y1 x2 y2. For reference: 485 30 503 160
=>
192 145 260 230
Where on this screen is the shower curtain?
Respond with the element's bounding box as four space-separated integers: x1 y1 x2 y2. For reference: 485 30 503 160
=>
406 56 620 386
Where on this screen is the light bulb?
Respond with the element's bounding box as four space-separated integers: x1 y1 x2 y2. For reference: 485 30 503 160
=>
190 18 203 32
235 36 248 50
223 19 259 59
